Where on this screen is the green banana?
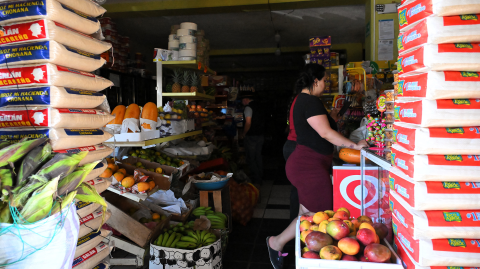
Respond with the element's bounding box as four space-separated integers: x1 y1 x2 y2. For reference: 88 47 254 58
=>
166 232 176 247
181 236 197 243
205 207 211 211
161 232 169 246
215 212 227 221
196 230 201 239
176 242 196 249
156 234 164 246
171 234 182 248
187 230 198 240
200 230 207 241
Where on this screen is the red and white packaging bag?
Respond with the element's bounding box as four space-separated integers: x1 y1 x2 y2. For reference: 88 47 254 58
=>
78 209 111 238
398 43 480 75
393 122 480 154
55 144 114 166
393 235 480 269
394 99 480 127
398 0 480 32
398 14 480 55
0 63 113 91
389 167 480 210
72 242 112 269
393 215 480 267
391 190 480 239
391 144 480 181
397 71 480 99
0 107 114 129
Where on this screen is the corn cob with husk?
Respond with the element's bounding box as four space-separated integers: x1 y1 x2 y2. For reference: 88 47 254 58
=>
75 183 107 230
0 138 47 168
10 181 43 208
35 151 88 181
57 161 100 197
0 201 11 223
0 140 10 150
0 169 13 200
19 175 59 223
17 143 52 187
50 190 76 216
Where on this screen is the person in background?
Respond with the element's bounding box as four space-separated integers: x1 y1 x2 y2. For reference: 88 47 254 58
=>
242 93 265 187
267 64 368 269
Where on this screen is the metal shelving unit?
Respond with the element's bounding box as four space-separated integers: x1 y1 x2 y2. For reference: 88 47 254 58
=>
105 131 203 147
162 92 215 101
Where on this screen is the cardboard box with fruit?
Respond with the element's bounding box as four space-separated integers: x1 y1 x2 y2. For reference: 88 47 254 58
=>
296 208 403 268
125 147 190 176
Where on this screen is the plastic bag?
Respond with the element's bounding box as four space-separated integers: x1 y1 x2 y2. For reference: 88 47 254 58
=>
349 117 368 143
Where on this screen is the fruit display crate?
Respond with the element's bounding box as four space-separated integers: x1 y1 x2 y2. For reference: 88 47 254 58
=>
295 219 404 269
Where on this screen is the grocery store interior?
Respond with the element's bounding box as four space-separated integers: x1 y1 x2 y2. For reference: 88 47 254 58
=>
1 0 480 268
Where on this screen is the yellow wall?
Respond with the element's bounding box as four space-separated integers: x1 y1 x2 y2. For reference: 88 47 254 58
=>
332 43 364 62
365 0 401 68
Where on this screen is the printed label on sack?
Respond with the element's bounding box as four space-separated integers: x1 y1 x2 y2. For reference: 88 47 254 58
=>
0 64 49 87
426 210 480 227
75 201 92 210
430 127 480 138
436 99 480 109
55 144 107 154
397 73 427 98
394 101 423 125
0 128 49 143
0 86 50 107
392 216 419 262
392 147 415 178
445 71 480 82
398 20 427 54
398 47 425 74
72 243 107 268
53 21 94 39
398 0 433 30
0 41 50 65
77 230 101 247
0 20 47 45
394 125 415 151
86 178 104 186
438 43 480 53
0 0 47 21
79 210 102 225
64 88 103 96
444 14 480 26
390 172 415 207
56 108 107 115
0 108 49 128
56 65 95 77
428 154 480 166
432 238 480 253
64 129 104 136
92 263 107 269
64 45 100 60
426 181 480 194
60 3 98 23
390 194 413 231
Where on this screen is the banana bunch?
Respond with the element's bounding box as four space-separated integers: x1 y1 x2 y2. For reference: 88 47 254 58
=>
192 206 228 229
205 87 216 96
192 206 213 217
153 222 218 249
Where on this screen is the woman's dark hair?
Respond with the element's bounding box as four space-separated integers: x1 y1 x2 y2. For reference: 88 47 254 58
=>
286 64 327 124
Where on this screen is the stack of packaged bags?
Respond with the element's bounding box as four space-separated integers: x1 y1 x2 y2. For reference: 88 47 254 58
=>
392 0 480 267
0 0 115 267
195 29 210 66
99 17 130 73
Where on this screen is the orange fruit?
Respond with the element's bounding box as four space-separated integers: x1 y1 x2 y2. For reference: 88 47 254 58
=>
121 176 135 188
117 168 127 175
152 213 161 220
113 172 124 182
148 181 156 190
216 170 227 176
100 168 113 178
107 163 119 172
137 182 150 192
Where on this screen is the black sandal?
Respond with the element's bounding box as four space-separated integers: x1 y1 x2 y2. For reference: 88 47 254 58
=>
266 236 288 269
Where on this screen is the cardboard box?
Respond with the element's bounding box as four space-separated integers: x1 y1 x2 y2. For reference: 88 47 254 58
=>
149 228 222 269
392 215 480 267
103 190 170 248
121 156 180 182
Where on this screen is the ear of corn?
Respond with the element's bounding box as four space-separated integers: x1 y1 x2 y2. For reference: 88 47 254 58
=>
36 151 88 181
57 161 100 197
0 140 10 150
10 181 43 208
19 175 59 223
0 201 12 223
75 183 107 230
0 138 47 167
17 143 52 187
0 169 13 200
50 191 76 216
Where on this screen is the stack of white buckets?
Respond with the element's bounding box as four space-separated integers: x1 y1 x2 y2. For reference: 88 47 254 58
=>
168 22 197 61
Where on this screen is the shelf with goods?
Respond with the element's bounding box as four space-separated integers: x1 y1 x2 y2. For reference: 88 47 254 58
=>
105 130 203 147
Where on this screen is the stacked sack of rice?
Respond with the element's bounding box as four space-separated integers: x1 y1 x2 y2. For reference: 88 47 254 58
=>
392 0 480 267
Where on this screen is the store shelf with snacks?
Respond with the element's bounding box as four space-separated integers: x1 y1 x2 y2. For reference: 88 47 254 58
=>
156 60 216 75
162 92 215 101
105 130 203 147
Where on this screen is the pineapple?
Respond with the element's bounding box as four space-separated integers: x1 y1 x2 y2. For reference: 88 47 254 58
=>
190 72 198 92
181 71 190 92
171 69 182 93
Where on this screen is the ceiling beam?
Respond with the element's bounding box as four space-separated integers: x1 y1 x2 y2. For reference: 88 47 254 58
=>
210 43 363 56
103 0 366 18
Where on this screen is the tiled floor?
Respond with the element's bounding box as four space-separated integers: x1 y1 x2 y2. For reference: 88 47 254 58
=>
111 155 295 269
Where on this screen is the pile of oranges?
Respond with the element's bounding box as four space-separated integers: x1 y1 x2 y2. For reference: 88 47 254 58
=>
102 158 155 192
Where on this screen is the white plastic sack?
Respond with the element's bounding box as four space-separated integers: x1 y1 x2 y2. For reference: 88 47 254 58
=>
76 201 102 219
349 117 368 143
0 203 79 269
0 0 101 34
0 40 105 72
78 209 111 238
140 118 157 132
121 118 140 133
0 19 111 54
146 190 187 214
75 229 111 258
0 63 113 91
55 0 106 17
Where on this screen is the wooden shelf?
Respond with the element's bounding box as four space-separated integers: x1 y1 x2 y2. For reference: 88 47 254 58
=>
156 60 216 75
163 92 215 101
105 130 202 147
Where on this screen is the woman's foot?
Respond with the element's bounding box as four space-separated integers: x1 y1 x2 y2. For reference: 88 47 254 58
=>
266 236 287 269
